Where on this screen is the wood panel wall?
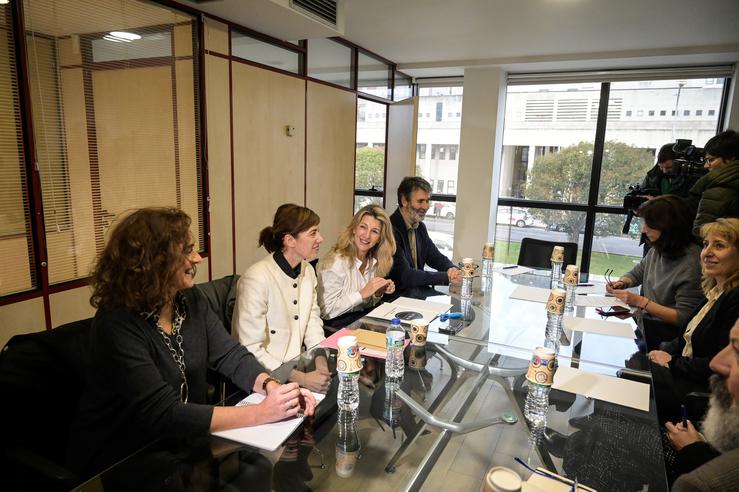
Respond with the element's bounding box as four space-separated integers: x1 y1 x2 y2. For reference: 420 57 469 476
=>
231 62 305 274
306 81 356 252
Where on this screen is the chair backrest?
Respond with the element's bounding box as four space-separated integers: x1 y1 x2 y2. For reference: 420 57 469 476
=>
517 237 578 270
0 318 93 468
194 274 240 331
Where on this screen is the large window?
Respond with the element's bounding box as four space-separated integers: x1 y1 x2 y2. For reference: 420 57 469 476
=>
416 84 463 256
3 0 204 295
354 98 387 212
498 75 728 276
0 4 34 296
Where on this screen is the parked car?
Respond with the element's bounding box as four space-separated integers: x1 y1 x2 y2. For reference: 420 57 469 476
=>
431 201 456 219
496 207 542 228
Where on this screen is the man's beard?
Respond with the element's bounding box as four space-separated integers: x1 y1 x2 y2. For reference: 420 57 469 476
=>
405 204 426 225
701 374 739 453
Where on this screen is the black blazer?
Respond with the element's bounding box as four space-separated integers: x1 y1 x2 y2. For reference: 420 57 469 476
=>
661 285 739 384
388 208 455 292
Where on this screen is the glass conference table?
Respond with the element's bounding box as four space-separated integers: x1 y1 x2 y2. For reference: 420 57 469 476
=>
74 271 667 492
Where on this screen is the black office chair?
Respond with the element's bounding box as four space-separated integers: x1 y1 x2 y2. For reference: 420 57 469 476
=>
194 275 241 403
517 237 578 270
195 274 241 330
0 318 94 491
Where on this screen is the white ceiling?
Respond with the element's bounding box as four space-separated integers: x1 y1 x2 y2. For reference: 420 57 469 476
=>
187 0 739 77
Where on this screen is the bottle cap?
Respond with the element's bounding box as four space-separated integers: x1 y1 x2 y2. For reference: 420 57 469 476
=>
391 317 401 326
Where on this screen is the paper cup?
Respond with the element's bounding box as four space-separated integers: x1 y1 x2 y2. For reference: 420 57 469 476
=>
408 345 427 370
461 258 478 277
526 346 558 386
546 288 566 315
336 335 362 373
409 320 428 347
563 264 579 285
483 466 522 492
482 242 495 260
551 245 564 262
335 448 358 478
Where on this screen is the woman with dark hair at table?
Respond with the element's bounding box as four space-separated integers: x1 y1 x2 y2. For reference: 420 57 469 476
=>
607 195 704 350
317 204 396 326
649 218 739 423
68 207 315 482
233 203 330 393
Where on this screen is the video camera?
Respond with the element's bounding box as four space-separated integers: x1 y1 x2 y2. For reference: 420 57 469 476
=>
672 139 709 178
621 184 657 234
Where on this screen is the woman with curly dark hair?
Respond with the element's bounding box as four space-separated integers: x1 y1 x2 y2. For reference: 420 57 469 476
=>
69 207 315 480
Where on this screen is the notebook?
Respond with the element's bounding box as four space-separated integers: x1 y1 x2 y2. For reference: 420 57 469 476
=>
211 391 326 451
365 296 452 325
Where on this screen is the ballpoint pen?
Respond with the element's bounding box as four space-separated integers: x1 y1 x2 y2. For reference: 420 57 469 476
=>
502 265 518 270
681 403 688 428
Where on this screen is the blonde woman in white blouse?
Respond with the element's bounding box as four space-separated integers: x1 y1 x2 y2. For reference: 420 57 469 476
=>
317 204 397 323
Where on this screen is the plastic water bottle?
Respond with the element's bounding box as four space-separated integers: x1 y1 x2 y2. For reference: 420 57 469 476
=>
335 409 360 478
386 318 405 380
338 371 359 411
482 257 494 278
524 382 550 426
550 260 563 290
544 311 563 353
383 379 401 430
564 284 576 313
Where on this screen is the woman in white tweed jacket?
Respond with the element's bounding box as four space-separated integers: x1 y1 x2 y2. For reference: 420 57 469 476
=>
233 204 329 393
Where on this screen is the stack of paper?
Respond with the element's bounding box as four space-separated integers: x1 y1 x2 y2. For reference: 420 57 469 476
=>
320 327 410 359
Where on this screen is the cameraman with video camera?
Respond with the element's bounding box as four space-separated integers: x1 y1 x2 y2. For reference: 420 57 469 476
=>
686 129 739 236
641 143 700 199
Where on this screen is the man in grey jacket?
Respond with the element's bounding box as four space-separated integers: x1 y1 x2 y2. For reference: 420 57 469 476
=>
667 317 739 491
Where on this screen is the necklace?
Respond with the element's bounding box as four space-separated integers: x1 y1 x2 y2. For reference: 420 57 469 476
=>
144 299 188 403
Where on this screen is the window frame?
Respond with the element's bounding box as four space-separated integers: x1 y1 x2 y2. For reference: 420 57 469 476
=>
498 75 731 276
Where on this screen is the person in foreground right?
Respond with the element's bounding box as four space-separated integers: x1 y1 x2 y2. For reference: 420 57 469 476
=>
666 317 739 491
648 218 739 423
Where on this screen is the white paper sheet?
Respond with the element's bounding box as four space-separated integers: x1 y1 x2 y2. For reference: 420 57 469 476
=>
552 365 650 412
575 283 607 294
574 295 628 308
509 285 551 303
493 265 535 276
212 392 326 451
563 317 635 339
366 296 452 324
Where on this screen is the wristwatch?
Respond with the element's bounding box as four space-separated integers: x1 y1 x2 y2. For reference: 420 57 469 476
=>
262 376 280 393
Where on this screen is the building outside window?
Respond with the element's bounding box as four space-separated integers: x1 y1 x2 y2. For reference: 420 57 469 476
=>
415 85 463 255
